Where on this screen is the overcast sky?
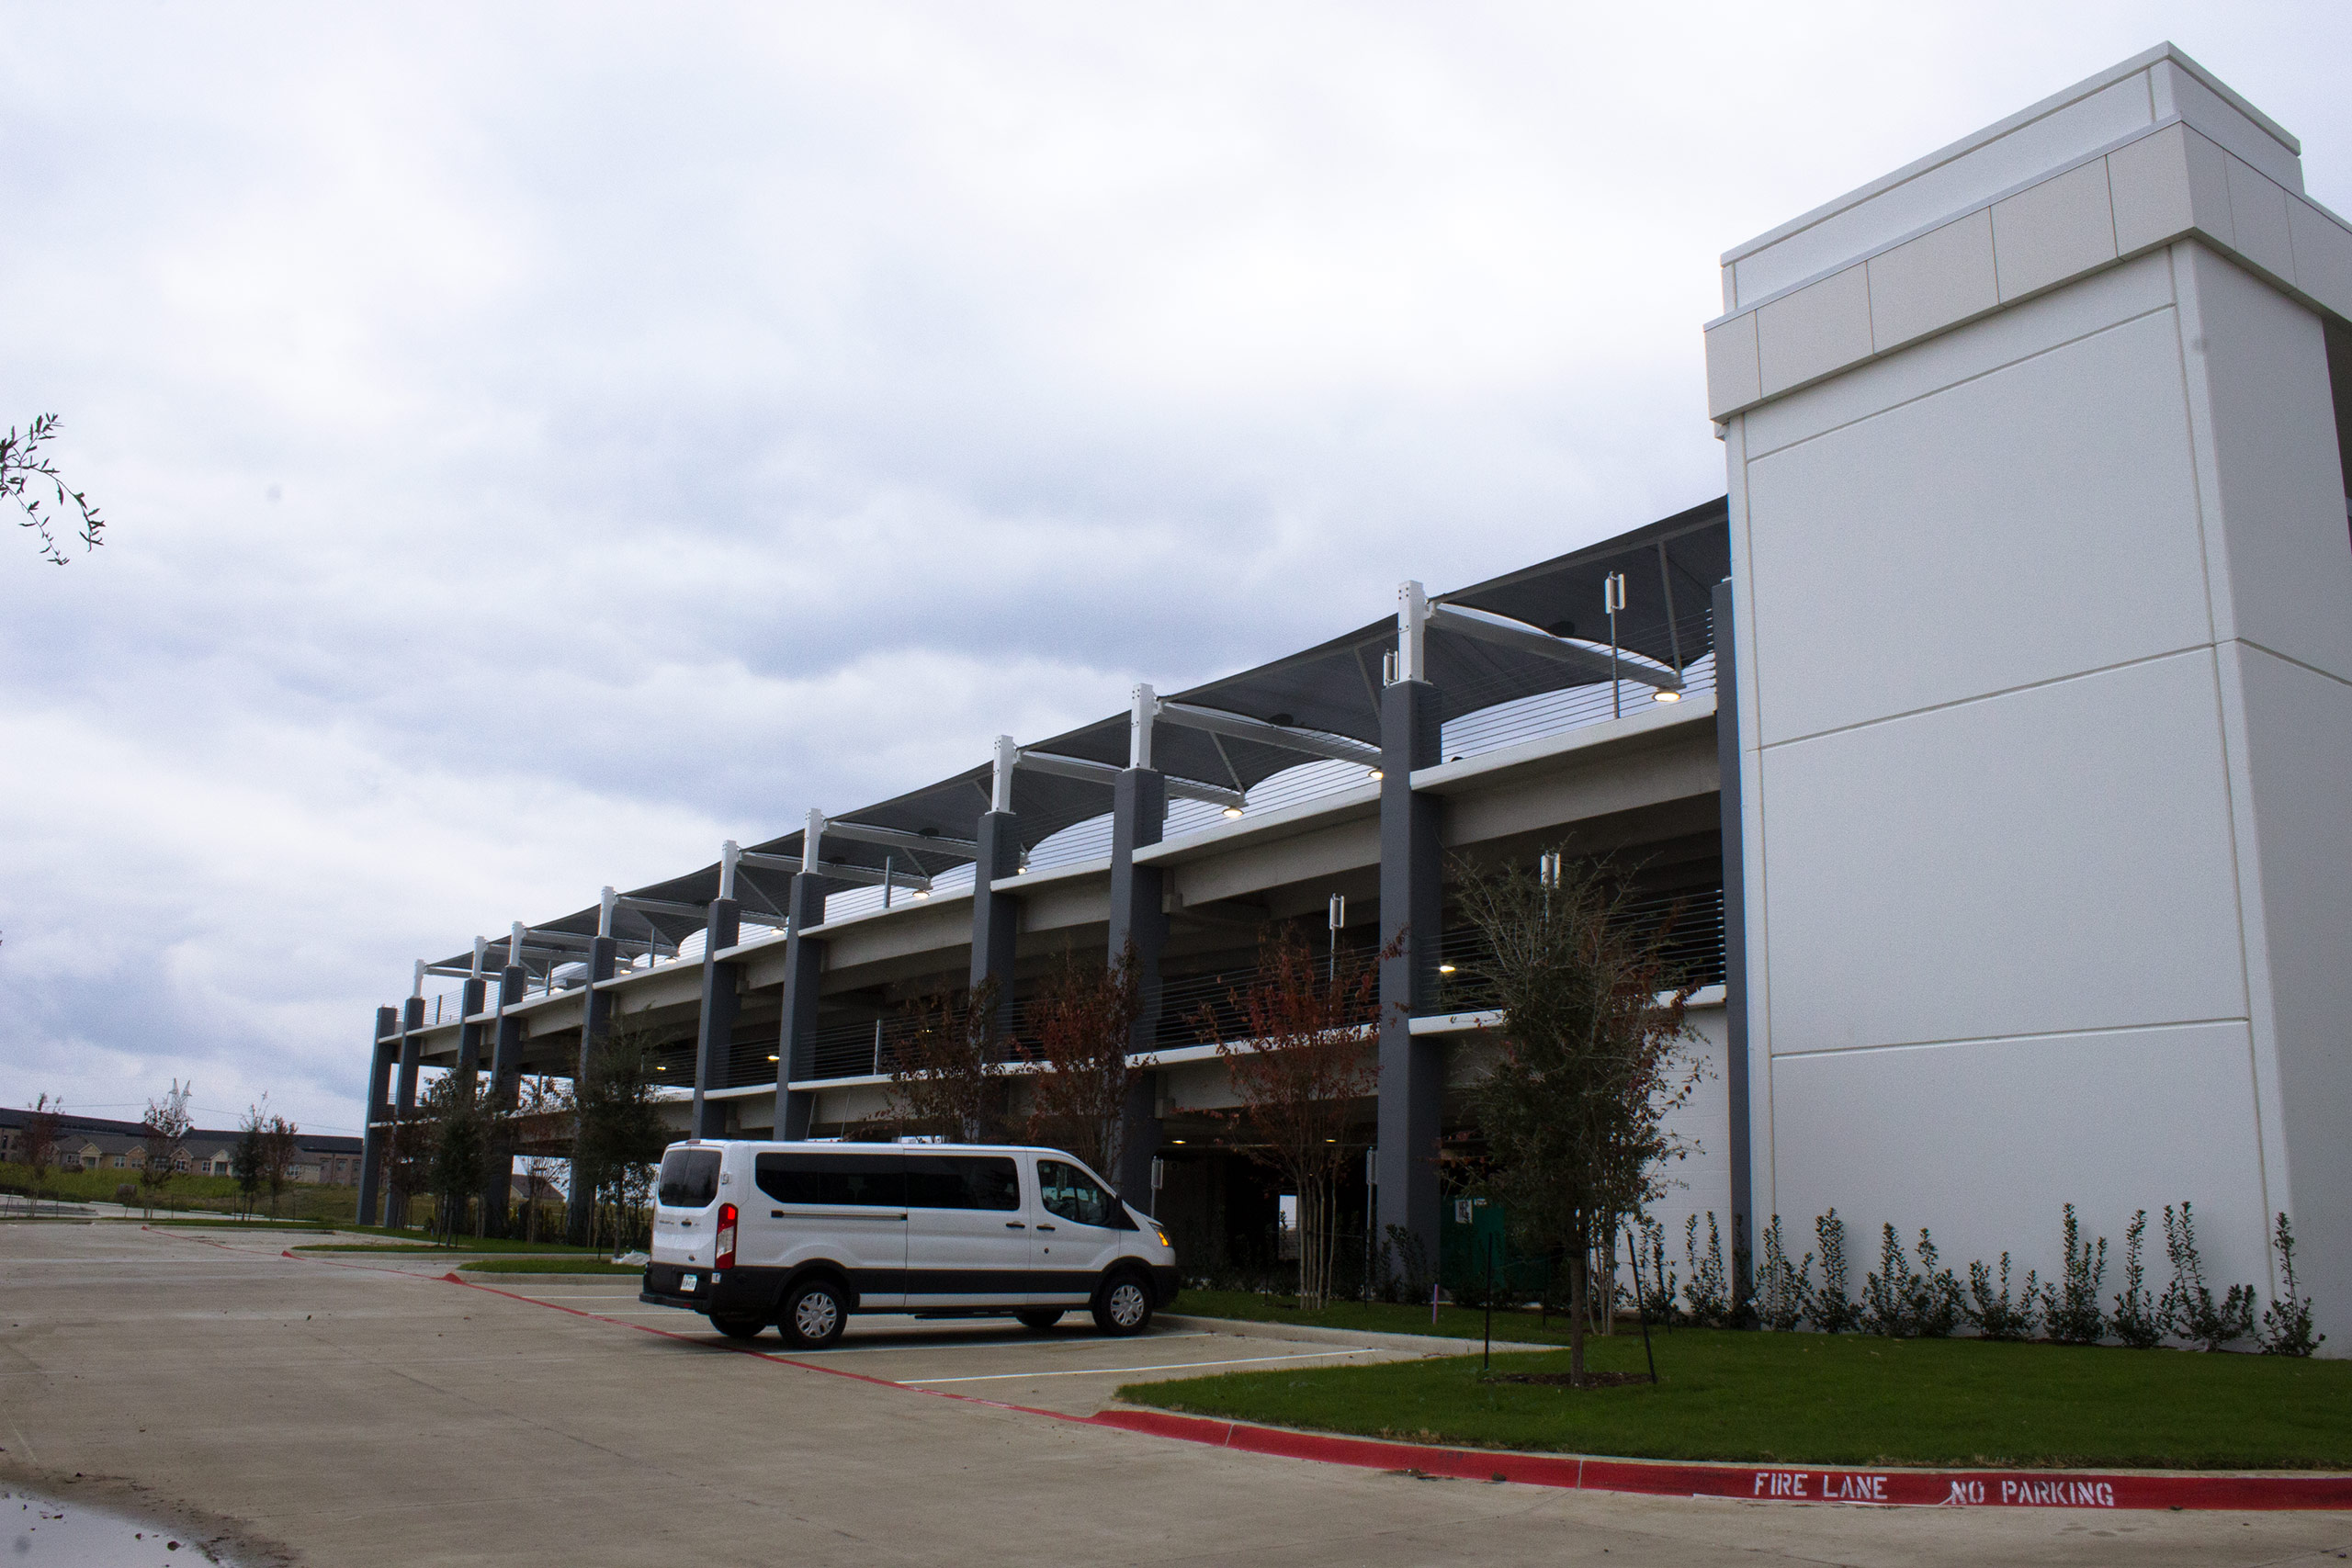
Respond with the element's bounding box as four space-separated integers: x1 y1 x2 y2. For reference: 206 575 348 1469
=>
4 2 2346 1135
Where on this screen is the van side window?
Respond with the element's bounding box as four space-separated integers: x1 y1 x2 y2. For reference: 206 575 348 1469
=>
1037 1159 1122 1229
754 1153 907 1207
905 1155 1021 1211
657 1148 720 1208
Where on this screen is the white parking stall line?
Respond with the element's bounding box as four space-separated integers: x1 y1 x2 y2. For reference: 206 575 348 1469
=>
899 1348 1374 1384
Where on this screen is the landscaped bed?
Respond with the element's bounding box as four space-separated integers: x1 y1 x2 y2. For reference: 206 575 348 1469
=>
1122 1325 2352 1470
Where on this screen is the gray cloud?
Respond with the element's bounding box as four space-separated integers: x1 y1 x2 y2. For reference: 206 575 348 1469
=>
4 0 2346 1132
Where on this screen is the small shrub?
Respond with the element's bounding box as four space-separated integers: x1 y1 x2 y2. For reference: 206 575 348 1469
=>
2109 1211 2164 1349
1967 1253 2041 1340
1682 1213 1735 1327
2160 1201 2256 1351
113 1183 137 1205
1862 1224 1919 1337
1376 1223 1434 1305
1751 1214 1807 1332
1912 1229 1965 1337
2041 1203 2109 1345
1632 1217 1679 1325
2258 1213 2324 1358
1804 1210 1860 1334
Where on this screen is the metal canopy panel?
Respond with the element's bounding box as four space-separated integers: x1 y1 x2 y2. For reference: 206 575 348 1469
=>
432 498 1728 974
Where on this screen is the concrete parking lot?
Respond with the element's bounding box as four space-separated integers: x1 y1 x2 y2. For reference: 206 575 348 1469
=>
4 1221 2349 1568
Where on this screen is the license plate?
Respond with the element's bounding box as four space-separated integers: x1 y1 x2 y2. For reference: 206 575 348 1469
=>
680 1274 698 1292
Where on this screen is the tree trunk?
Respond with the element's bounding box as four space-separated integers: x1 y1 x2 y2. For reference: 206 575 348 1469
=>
1567 1242 1589 1385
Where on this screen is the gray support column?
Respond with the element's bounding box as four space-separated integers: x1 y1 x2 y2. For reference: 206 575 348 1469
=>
356 1007 397 1229
567 934 618 1244
451 975 488 1234
455 977 488 1093
968 810 1022 1036
481 964 526 1235
1713 578 1753 1301
386 995 425 1226
694 897 742 1139
1109 766 1166 1208
1374 677 1444 1275
773 876 828 1140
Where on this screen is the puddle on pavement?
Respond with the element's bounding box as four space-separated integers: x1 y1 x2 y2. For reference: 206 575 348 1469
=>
5 1487 236 1564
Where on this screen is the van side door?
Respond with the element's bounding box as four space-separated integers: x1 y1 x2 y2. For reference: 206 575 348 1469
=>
1031 1157 1131 1306
902 1153 1027 1308
752 1151 908 1309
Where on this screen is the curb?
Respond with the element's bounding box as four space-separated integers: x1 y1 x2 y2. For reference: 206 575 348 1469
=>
1087 1407 2352 1511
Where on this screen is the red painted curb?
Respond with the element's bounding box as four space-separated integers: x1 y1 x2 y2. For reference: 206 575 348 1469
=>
1084 1407 2352 1511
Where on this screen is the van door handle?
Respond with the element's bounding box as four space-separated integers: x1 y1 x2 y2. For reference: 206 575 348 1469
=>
770 1210 785 1218
1035 1224 1056 1233
1004 1222 1025 1229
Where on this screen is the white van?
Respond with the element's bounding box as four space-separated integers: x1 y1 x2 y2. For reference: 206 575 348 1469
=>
638 1140 1179 1349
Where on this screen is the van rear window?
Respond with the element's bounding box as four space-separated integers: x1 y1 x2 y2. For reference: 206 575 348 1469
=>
657 1148 720 1209
756 1152 907 1208
904 1155 1020 1211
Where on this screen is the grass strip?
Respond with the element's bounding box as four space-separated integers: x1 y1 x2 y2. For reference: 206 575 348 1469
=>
297 1244 584 1255
129 1218 336 1232
457 1258 647 1276
326 1226 605 1252
1121 1328 2352 1471
1172 1289 1590 1347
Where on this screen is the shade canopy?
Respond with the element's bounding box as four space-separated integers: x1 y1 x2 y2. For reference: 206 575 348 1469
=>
436 497 1728 969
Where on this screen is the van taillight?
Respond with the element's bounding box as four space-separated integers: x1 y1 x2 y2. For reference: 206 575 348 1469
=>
716 1203 737 1271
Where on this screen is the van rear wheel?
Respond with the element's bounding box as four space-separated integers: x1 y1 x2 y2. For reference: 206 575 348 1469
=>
1014 1309 1063 1332
1091 1272 1153 1336
711 1314 768 1342
781 1279 848 1349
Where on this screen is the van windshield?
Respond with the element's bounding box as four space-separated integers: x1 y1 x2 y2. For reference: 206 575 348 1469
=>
656 1148 720 1209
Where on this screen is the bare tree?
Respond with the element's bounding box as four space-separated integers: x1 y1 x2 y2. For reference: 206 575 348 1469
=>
514 1077 574 1243
422 1071 485 1241
887 977 1011 1143
139 1079 195 1219
233 1104 268 1218
261 1113 300 1219
3 414 105 566
1196 926 1382 1309
1456 849 1702 1385
19 1095 62 1216
571 1022 669 1251
1024 943 1148 1184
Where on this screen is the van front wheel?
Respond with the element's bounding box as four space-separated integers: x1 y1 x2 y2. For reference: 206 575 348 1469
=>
781 1279 848 1349
1091 1273 1153 1336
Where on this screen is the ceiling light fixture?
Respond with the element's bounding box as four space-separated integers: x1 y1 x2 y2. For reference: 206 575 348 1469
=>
1654 689 1681 704
1366 768 1383 781
1222 806 1244 819
1437 963 1456 975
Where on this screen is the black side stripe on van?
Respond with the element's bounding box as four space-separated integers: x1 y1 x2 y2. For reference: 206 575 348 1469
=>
844 1268 1122 1296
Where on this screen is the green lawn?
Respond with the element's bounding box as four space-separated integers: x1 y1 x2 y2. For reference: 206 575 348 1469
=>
457 1258 646 1276
1123 1328 2352 1471
1173 1289 1591 1347
135 1217 336 1232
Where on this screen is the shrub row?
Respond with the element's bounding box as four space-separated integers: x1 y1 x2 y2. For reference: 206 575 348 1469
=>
1634 1202 2322 1356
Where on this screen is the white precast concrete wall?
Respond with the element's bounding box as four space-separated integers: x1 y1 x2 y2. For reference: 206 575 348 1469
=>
1709 45 2352 1344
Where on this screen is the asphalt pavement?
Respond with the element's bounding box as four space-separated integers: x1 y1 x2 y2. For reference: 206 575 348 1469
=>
3 1220 2347 1567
